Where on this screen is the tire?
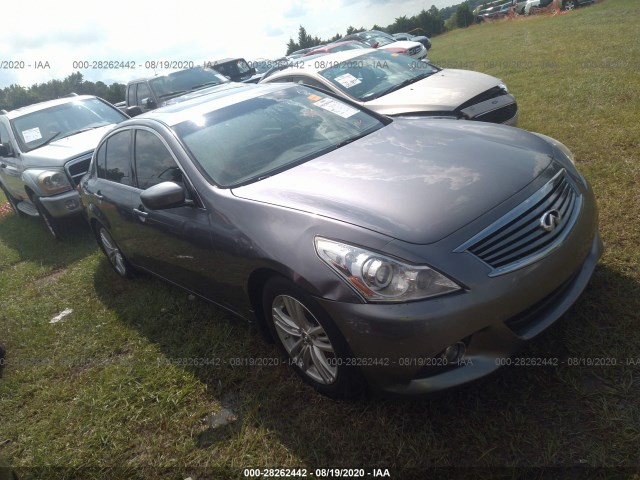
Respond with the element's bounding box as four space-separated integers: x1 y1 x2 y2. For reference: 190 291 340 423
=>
262 277 366 399
563 0 576 9
34 198 65 240
95 223 135 278
0 184 25 217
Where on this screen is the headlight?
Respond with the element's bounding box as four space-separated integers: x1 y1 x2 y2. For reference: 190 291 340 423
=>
498 82 509 94
37 170 73 195
315 237 461 303
532 132 576 164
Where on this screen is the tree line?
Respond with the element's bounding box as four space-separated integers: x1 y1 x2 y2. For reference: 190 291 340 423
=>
0 72 125 111
286 1 488 55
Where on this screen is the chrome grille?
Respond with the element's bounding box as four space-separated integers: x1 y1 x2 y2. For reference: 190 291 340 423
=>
408 46 421 56
65 155 92 187
456 169 582 276
474 103 518 124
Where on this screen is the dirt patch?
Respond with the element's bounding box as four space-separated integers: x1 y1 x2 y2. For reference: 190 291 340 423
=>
33 269 68 287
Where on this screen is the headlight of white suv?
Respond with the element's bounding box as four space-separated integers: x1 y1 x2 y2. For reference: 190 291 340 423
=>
36 170 73 195
315 237 461 303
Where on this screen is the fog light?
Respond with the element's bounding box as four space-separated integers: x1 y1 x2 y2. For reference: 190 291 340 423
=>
440 342 466 363
65 199 79 210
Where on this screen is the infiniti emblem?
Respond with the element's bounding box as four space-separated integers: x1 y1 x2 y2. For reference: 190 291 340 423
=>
540 209 562 232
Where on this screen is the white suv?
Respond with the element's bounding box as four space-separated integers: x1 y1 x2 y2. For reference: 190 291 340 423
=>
0 95 128 238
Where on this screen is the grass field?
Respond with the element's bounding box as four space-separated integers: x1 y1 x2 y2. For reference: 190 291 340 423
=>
1 1 639 478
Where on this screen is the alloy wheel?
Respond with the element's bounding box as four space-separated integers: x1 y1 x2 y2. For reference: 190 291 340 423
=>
99 227 129 277
271 294 338 385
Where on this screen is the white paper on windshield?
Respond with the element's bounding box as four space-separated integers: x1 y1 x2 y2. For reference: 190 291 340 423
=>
22 127 42 143
315 97 358 118
334 73 362 89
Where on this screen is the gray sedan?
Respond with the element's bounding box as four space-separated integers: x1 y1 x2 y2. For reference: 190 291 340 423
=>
260 49 518 125
80 83 601 398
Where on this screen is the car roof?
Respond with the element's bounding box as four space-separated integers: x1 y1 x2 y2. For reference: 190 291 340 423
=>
133 82 292 126
2 95 99 119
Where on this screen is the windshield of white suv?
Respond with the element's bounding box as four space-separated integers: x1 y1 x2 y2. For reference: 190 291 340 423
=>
318 50 440 102
174 85 386 187
11 98 128 153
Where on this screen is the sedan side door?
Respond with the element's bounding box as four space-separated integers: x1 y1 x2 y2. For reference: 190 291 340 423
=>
123 127 216 298
86 129 139 243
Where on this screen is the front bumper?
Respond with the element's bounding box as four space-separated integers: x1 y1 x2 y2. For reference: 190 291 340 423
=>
315 228 602 395
38 189 84 218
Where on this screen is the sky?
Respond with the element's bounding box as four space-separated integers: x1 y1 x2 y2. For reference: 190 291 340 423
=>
0 0 455 89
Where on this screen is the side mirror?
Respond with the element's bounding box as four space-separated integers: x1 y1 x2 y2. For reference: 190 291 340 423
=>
125 106 143 117
0 143 13 157
140 182 185 210
143 97 157 110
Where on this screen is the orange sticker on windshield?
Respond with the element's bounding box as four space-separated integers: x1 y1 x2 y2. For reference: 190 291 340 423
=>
307 94 322 102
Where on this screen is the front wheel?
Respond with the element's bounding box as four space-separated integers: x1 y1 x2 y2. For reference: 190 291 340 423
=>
34 198 65 239
95 223 135 278
563 0 576 10
262 277 366 399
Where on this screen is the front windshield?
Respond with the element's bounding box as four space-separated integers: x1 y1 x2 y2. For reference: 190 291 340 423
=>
362 32 395 47
252 60 272 74
11 98 127 152
329 42 369 53
149 67 229 99
213 60 253 79
174 85 385 187
318 50 439 101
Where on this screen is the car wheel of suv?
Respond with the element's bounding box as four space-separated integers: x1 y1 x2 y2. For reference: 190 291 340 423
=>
96 224 134 278
262 277 366 399
563 0 576 9
0 184 25 217
34 198 64 239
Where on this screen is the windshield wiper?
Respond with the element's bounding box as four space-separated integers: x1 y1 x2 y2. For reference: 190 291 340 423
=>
370 73 433 100
192 81 225 90
334 130 375 149
63 125 108 138
36 131 63 148
158 90 188 99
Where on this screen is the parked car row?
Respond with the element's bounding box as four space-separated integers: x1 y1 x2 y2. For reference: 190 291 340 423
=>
477 0 594 19
524 0 594 14
0 38 601 399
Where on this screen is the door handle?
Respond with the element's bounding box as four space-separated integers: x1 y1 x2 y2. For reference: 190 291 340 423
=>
94 191 104 201
133 208 148 220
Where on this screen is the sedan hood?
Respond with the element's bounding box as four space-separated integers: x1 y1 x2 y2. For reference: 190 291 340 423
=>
232 120 554 244
22 125 116 168
367 69 503 115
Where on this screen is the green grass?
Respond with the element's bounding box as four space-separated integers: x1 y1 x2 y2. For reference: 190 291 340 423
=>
1 1 640 477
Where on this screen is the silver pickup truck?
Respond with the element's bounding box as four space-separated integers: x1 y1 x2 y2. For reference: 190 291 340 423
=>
0 95 128 238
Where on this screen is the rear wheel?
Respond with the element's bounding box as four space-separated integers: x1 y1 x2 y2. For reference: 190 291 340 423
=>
95 223 135 278
563 0 577 9
262 277 366 399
